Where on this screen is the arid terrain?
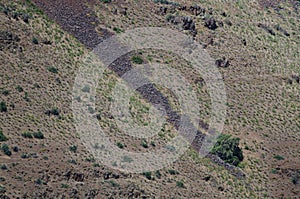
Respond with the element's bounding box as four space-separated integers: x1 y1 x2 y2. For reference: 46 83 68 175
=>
0 0 299 198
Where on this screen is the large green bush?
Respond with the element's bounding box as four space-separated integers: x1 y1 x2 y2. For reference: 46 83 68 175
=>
211 134 243 166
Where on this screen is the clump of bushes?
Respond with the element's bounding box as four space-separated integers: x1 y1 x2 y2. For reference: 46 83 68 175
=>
1 144 11 156
176 181 185 188
45 108 60 116
131 55 143 64
0 130 8 142
47 67 58 74
211 134 243 166
22 131 44 139
69 145 77 152
100 0 111 3
0 101 7 112
273 155 284 160
143 171 152 180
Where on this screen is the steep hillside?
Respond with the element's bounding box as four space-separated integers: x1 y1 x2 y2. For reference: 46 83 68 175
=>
0 0 299 198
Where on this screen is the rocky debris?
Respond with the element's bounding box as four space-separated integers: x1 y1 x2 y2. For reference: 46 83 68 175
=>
159 6 168 15
119 7 128 15
85 189 98 199
182 16 196 32
215 57 230 68
274 24 290 36
31 0 112 49
189 4 206 16
167 15 197 35
0 30 21 52
1 4 30 23
206 153 246 179
64 170 85 182
204 17 218 30
257 23 276 35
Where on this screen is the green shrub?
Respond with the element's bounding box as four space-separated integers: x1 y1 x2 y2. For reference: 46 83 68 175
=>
33 131 44 139
168 169 178 175
113 27 124 33
155 170 161 179
2 90 9 96
273 155 284 160
0 101 7 112
176 181 185 188
0 130 8 142
16 85 23 92
22 132 33 138
61 183 69 188
47 67 58 73
122 155 133 163
1 144 11 156
141 140 148 148
143 171 152 180
116 142 124 149
100 0 111 3
69 145 77 152
211 134 243 166
292 174 299 185
32 37 38 44
132 55 143 64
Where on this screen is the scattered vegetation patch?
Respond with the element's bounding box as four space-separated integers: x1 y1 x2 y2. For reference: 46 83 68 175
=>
131 55 143 64
211 134 243 166
100 0 111 3
22 131 44 139
116 142 125 149
47 67 58 73
1 144 11 156
69 145 77 152
113 27 124 33
45 108 60 116
0 130 8 142
32 37 39 44
0 102 7 112
16 85 23 92
273 155 284 161
143 171 152 180
176 181 185 188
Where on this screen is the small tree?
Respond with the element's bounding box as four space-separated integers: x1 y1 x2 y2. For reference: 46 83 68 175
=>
0 102 7 112
211 134 243 166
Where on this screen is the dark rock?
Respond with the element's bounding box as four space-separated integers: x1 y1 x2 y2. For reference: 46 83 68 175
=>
203 176 211 181
182 16 195 31
258 23 275 35
221 11 227 17
160 6 168 15
21 14 29 23
242 39 247 46
85 189 98 199
218 186 224 191
215 57 230 68
274 24 290 36
189 5 205 16
204 17 218 30
73 173 84 182
120 8 128 15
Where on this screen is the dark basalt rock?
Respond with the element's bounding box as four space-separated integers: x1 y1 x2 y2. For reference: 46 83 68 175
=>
215 57 230 68
258 23 276 35
204 17 218 30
